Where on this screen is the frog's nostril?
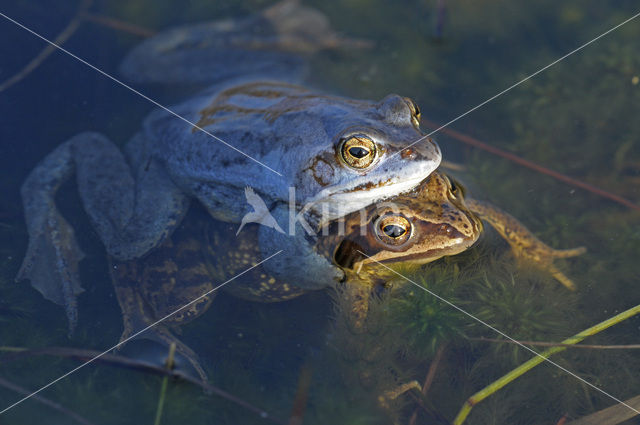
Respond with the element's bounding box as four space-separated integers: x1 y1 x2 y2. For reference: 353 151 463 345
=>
401 148 416 159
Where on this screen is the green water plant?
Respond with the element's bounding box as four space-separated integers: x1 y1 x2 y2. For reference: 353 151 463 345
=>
453 303 640 425
387 266 469 359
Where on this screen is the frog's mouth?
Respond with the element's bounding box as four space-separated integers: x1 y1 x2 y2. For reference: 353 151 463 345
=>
333 241 462 270
375 242 472 265
308 174 428 223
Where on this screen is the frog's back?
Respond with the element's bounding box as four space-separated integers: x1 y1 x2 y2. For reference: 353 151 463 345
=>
120 2 441 226
142 80 328 218
143 79 384 219
140 73 443 226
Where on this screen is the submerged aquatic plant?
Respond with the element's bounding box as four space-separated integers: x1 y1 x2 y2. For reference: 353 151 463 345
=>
469 261 577 364
454 304 640 425
0 288 31 323
387 264 470 359
0 226 32 324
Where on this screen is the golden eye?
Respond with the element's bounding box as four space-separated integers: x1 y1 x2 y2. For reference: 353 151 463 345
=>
403 97 421 127
374 214 412 246
340 135 377 169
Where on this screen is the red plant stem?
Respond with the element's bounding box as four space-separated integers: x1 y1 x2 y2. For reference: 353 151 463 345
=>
0 346 285 424
409 344 447 425
81 13 155 38
288 360 313 425
0 0 92 93
422 118 640 212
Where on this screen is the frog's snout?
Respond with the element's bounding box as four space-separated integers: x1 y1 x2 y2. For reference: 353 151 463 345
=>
400 148 417 160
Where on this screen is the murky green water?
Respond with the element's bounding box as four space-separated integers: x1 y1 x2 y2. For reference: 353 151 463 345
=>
1 1 639 424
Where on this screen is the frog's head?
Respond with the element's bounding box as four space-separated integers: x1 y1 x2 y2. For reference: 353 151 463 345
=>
295 94 441 223
329 171 482 273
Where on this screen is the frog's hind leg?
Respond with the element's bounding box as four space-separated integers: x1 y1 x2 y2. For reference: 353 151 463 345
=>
467 199 586 290
17 132 190 335
118 3 307 85
109 257 209 383
118 0 370 86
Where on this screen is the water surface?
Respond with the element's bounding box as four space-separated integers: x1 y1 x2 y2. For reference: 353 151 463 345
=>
1 1 639 424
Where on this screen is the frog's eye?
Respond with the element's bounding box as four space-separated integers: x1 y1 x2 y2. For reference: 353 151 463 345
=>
446 176 465 199
374 214 412 246
403 97 421 127
449 178 458 197
340 135 377 169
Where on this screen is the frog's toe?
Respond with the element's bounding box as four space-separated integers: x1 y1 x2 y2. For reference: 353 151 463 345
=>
514 254 580 290
16 209 85 336
524 245 585 290
378 380 422 410
549 245 587 259
545 264 577 291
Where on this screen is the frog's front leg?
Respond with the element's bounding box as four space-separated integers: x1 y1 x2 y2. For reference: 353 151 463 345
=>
257 204 344 291
467 199 586 290
17 132 190 334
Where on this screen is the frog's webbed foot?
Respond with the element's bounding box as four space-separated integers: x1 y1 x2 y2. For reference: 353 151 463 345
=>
119 319 209 384
467 199 586 290
530 245 586 291
16 206 85 336
111 260 209 383
259 0 373 51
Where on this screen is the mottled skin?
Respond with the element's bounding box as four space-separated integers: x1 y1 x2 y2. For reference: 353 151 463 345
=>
213 171 482 304
16 4 441 333
110 171 585 380
147 80 440 223
109 230 215 381
110 171 481 378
